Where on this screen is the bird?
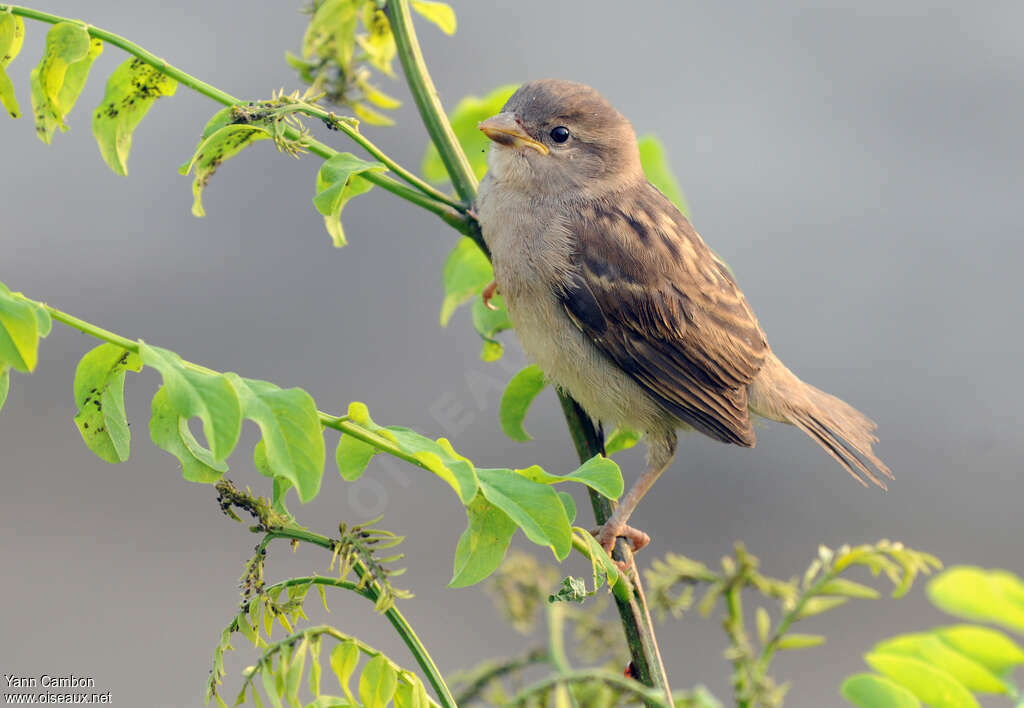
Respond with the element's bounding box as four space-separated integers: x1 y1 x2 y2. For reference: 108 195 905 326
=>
474 79 892 556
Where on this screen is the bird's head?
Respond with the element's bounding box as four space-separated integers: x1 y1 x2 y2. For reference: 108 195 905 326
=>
478 79 643 198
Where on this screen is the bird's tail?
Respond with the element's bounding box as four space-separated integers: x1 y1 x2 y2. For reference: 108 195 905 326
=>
747 351 892 488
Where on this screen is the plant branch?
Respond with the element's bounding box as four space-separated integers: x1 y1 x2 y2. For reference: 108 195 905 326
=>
546 602 580 708
238 624 442 708
558 394 673 705
503 668 673 708
453 647 549 706
0 4 473 232
246 523 456 708
385 0 478 204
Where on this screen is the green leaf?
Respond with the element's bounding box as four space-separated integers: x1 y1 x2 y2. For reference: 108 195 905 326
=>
549 575 590 604
604 426 641 456
329 640 360 703
343 402 479 503
421 84 518 182
449 492 517 588
440 237 493 326
411 1 456 34
499 364 546 442
335 433 377 481
841 673 922 708
515 455 624 500
393 677 428 708
928 566 1024 634
226 374 325 503
818 578 881 599
795 595 848 619
776 633 826 650
873 633 1008 694
756 607 771 645
358 655 397 708
286 637 308 706
0 10 26 118
149 386 228 483
572 526 625 598
477 467 572 560
864 652 979 708
138 343 241 461
29 22 102 143
180 110 272 217
308 635 323 698
303 0 358 70
0 366 9 411
557 491 576 524
72 343 142 463
313 153 387 247
92 58 178 176
638 134 690 218
261 658 284 708
471 294 512 361
934 624 1024 673
0 282 41 372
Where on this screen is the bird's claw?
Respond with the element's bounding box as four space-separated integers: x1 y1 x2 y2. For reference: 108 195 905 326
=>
592 522 651 560
482 280 499 311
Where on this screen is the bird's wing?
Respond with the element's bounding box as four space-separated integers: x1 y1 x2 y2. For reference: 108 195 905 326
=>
559 182 768 445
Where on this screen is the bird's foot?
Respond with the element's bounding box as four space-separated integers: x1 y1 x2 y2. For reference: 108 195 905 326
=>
592 521 651 557
482 280 500 310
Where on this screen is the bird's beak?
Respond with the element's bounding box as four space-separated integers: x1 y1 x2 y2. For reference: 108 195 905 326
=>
478 113 549 155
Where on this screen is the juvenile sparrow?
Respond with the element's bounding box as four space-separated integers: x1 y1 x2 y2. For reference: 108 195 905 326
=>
475 79 892 554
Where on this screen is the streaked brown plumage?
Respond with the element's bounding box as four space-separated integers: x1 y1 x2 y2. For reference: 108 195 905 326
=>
476 79 891 554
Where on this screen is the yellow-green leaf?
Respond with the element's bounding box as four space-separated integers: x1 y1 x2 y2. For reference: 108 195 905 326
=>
499 364 546 442
604 425 642 456
358 654 397 708
776 633 826 650
841 673 921 708
0 366 9 411
92 58 177 175
638 134 690 218
0 282 40 372
515 455 624 500
329 640 359 703
864 652 979 708
29 22 102 143
440 237 493 325
928 566 1024 634
149 386 228 483
795 595 848 619
874 633 1008 694
411 1 456 35
180 109 272 217
477 467 572 560
449 492 517 588
0 10 26 117
73 343 142 463
934 624 1024 673
818 578 881 599
313 153 386 247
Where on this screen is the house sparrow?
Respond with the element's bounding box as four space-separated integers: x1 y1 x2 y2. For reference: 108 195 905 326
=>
475 79 891 555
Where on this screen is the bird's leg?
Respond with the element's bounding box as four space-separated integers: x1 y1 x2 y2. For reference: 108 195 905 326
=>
482 280 499 310
594 432 676 556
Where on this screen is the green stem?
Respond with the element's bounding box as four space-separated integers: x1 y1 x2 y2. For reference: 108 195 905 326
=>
558 393 673 706
385 0 477 204
503 668 673 708
261 530 457 708
0 4 473 232
546 602 580 708
453 647 549 706
724 583 752 708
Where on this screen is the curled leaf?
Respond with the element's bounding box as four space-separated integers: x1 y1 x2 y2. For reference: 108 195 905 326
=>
499 364 546 442
0 10 26 117
180 113 272 217
149 386 228 483
440 237 493 325
92 58 178 175
30 22 102 142
73 343 142 463
411 1 457 35
0 282 42 372
313 153 387 247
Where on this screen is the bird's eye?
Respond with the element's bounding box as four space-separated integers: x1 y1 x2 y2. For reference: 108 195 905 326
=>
549 126 570 143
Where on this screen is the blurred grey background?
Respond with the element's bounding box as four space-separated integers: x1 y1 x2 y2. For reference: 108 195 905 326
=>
2 1 1022 705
